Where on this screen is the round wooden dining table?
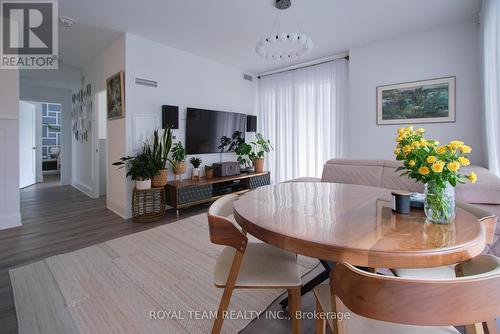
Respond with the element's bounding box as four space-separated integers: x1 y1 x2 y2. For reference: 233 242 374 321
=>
233 182 486 269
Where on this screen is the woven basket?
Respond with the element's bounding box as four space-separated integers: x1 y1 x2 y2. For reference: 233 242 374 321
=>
152 169 168 187
253 158 265 173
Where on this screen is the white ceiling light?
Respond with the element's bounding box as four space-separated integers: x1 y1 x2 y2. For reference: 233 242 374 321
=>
256 0 313 61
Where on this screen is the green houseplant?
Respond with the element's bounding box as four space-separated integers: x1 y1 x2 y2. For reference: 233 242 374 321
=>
218 136 232 163
189 157 202 180
151 128 173 187
235 142 254 172
112 144 157 190
395 126 477 223
171 142 186 180
250 133 273 173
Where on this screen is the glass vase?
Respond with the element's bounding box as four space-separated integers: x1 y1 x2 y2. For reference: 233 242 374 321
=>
424 181 455 224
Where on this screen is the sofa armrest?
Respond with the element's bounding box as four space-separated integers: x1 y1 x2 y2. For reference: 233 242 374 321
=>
283 177 321 183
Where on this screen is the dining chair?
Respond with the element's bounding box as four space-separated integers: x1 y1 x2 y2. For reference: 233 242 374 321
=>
392 201 498 279
314 255 500 334
207 193 303 334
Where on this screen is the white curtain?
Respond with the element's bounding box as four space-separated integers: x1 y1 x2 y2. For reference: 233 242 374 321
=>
482 0 500 176
259 59 348 183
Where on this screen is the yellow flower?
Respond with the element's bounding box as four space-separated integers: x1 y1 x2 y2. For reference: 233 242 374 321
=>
419 166 430 175
397 128 406 136
420 139 428 146
406 126 414 132
449 140 464 149
459 145 472 154
426 156 437 164
416 128 425 134
436 146 448 154
394 147 401 155
411 141 420 149
431 161 445 173
468 172 477 184
447 161 461 172
402 145 412 154
408 160 415 167
458 156 470 166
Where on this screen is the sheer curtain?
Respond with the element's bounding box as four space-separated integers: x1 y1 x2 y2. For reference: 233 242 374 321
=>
482 0 500 176
259 59 348 183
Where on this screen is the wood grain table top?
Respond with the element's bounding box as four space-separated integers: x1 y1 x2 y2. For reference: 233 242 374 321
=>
233 182 486 268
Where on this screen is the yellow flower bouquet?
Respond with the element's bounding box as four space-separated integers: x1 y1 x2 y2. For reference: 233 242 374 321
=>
394 126 477 223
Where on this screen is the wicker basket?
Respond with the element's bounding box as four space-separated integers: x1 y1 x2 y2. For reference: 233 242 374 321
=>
132 187 166 223
152 169 168 187
173 161 186 176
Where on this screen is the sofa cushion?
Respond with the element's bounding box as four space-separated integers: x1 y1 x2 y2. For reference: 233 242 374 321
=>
321 159 385 187
456 166 500 205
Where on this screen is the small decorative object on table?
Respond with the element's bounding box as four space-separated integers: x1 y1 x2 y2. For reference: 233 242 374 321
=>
205 165 214 178
391 191 411 214
171 142 186 181
394 126 477 224
189 157 202 180
150 128 173 187
132 187 166 223
112 143 158 190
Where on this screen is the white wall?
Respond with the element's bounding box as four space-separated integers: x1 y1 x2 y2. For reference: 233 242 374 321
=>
0 69 21 230
122 33 258 216
81 34 126 215
20 84 73 185
347 20 484 166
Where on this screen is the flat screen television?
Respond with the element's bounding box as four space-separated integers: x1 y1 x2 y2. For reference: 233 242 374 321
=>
185 108 246 154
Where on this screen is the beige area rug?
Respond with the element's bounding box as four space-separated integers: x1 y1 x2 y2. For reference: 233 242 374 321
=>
10 213 319 334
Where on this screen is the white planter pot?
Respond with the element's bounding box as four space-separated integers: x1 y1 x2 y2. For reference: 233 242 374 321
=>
192 168 200 177
136 179 151 190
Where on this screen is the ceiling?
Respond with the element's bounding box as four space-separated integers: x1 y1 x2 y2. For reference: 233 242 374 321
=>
58 0 481 73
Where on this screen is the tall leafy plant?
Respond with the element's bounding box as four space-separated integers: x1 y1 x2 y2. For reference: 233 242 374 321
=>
151 128 173 171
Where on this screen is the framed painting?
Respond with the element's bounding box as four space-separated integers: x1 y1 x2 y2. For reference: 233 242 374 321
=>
376 76 455 125
106 71 125 120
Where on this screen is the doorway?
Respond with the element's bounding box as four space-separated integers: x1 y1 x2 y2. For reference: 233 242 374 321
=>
19 100 63 188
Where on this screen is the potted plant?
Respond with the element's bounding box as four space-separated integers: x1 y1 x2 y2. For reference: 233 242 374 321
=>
205 165 214 178
395 126 477 224
190 157 202 180
171 142 186 180
250 133 273 173
151 128 172 187
235 142 254 173
113 144 157 190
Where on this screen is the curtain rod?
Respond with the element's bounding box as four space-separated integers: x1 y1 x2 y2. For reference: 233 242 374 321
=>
257 54 349 79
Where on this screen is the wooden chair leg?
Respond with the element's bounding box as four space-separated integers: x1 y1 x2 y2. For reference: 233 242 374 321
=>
212 285 235 334
315 298 326 334
484 319 498 334
211 251 244 334
288 287 302 334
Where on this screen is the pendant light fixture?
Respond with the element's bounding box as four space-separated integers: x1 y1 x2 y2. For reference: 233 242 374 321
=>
256 0 313 61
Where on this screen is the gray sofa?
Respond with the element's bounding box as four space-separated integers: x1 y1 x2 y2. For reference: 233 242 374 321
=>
289 158 500 255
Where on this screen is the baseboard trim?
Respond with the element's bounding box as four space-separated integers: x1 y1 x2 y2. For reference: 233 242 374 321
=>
0 213 21 230
107 198 131 220
71 179 95 198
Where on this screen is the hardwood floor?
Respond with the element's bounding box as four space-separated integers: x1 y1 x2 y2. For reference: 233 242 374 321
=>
0 179 204 333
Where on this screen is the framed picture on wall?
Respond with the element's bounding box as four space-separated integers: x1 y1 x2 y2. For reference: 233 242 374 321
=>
376 76 456 125
106 71 125 120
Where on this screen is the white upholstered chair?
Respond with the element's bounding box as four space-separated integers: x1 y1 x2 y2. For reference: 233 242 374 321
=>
314 255 500 334
207 194 302 334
